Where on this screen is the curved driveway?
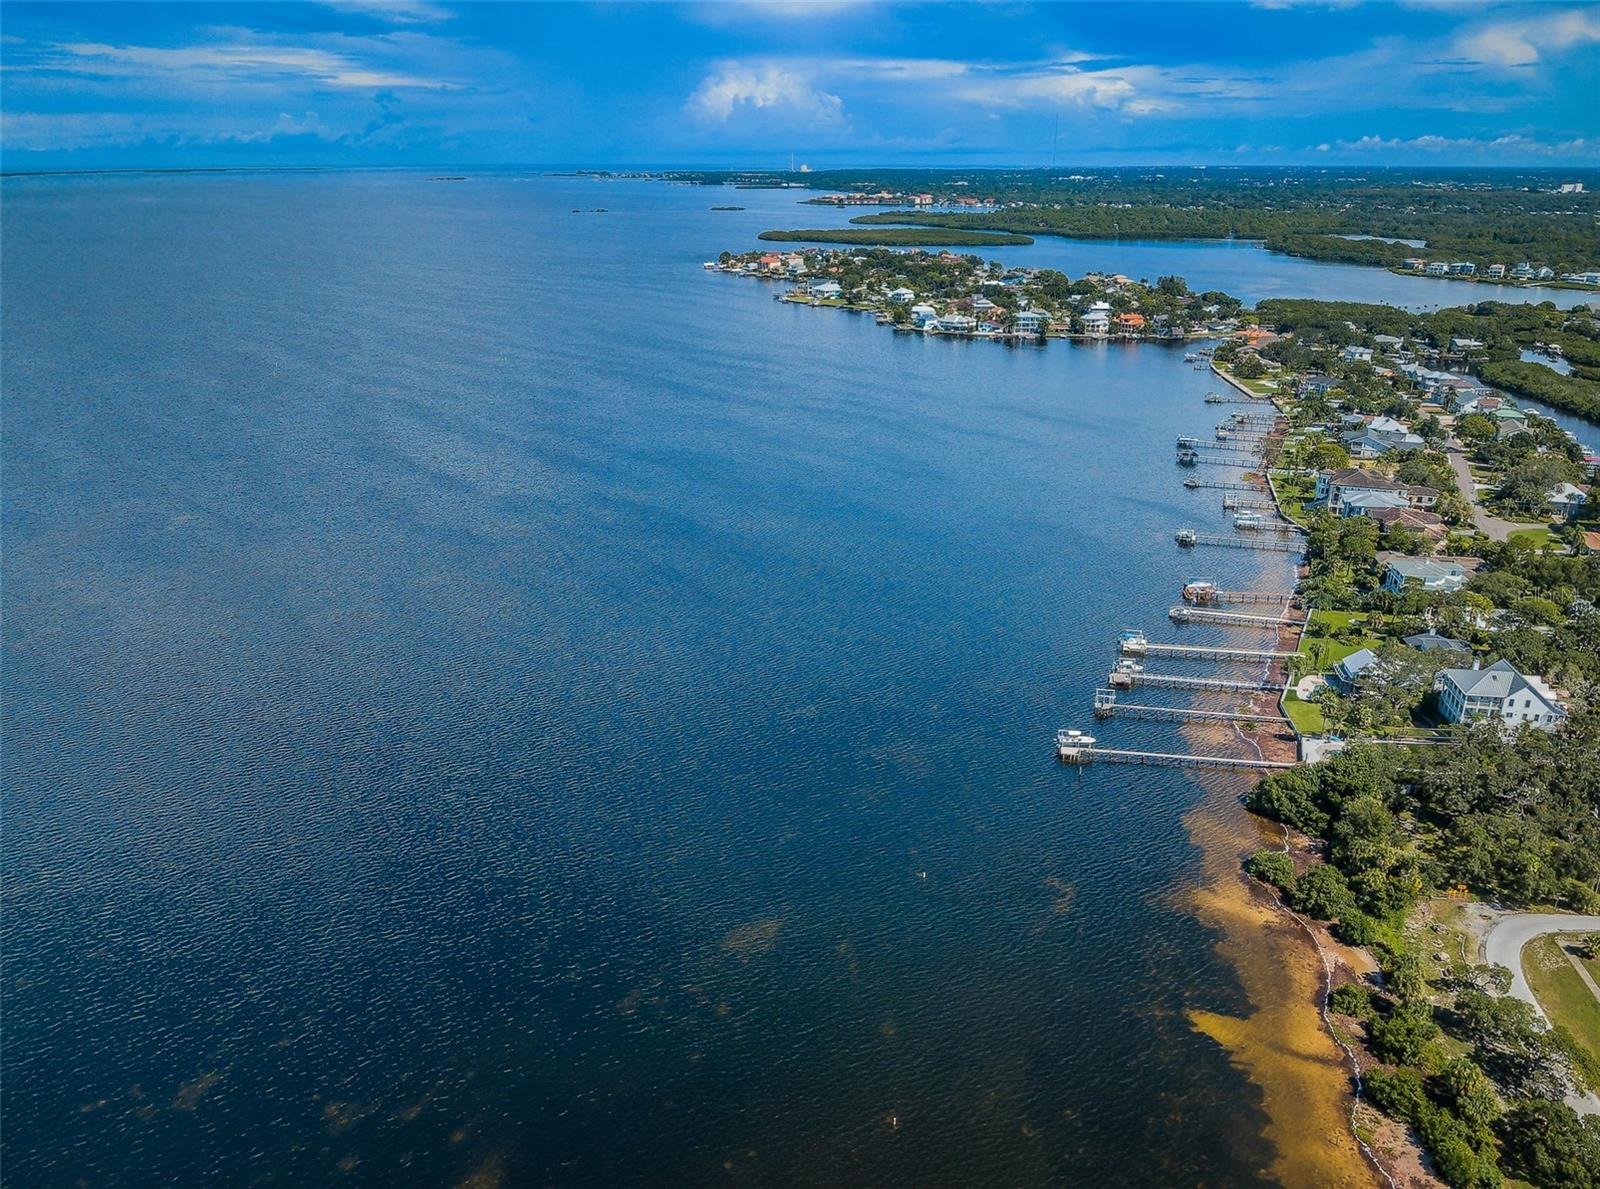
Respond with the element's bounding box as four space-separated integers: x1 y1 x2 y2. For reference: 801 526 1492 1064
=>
1481 912 1600 1115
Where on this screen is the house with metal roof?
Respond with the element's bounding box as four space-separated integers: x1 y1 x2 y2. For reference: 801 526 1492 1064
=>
1382 556 1467 594
1434 660 1565 730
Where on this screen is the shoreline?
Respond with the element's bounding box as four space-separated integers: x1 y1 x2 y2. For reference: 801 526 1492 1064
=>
1174 397 1412 1187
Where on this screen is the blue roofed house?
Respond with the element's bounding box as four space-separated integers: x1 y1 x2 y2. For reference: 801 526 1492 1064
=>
1382 556 1467 594
1332 648 1379 690
1547 482 1588 521
1402 631 1471 654
1340 490 1413 517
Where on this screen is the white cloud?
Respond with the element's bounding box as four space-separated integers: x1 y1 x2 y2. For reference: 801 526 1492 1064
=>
1453 9 1600 67
48 39 452 89
686 63 845 125
317 0 454 24
1317 132 1596 158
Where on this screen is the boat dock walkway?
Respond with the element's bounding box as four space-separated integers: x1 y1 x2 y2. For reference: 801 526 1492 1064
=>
1183 479 1264 492
1169 605 1301 628
1107 670 1281 693
1092 689 1288 725
1181 531 1305 554
1119 635 1296 662
1056 729 1295 771
1182 586 1297 606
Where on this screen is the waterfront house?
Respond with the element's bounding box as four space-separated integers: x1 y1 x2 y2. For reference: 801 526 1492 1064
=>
1339 489 1413 517
1425 262 1450 276
1082 301 1112 336
1382 556 1466 594
1115 312 1146 337
1333 648 1378 690
1450 262 1476 276
1563 271 1600 286
933 313 977 334
1486 264 1507 279
810 280 843 300
1402 258 1426 271
1537 266 1555 280
1014 309 1048 336
1434 660 1565 730
1492 406 1530 438
1368 506 1447 542
1403 631 1470 654
1546 482 1588 520
1510 262 1535 280
1315 468 1437 512
910 303 939 329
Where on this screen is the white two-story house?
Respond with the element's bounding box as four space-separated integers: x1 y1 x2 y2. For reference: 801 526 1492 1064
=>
1434 660 1565 730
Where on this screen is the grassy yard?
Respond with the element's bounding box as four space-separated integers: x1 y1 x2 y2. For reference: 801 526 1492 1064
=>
1507 525 1561 550
1281 691 1324 735
1296 610 1382 672
1524 934 1600 1073
1269 470 1315 526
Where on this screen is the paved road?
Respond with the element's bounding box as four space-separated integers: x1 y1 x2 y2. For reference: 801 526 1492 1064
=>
1482 912 1600 1115
1444 445 1521 542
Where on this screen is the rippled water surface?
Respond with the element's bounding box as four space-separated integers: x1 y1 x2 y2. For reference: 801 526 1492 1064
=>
4 172 1315 1186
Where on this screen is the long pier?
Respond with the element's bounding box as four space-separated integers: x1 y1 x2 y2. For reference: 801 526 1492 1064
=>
1190 440 1264 454
1182 532 1305 553
1221 496 1277 512
1204 393 1271 405
1056 730 1295 770
1119 637 1297 662
1092 689 1289 725
1182 586 1298 606
1186 454 1261 468
1169 605 1301 628
1108 670 1281 693
1183 478 1264 492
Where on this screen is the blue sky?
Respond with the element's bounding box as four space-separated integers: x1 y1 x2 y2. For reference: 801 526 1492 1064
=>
2 1 1597 170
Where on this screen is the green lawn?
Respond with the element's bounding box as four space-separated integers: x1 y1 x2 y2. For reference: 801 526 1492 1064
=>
1281 691 1324 735
1524 934 1600 1081
1507 526 1561 550
1296 610 1382 671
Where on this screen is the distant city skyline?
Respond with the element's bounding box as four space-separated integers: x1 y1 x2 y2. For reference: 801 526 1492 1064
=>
2 0 1597 171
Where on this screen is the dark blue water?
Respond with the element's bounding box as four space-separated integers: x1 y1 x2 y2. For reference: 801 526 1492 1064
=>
4 172 1297 1186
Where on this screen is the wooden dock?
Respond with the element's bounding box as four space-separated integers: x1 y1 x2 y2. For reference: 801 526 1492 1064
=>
1119 636 1297 662
1169 605 1301 628
1108 670 1281 693
1056 729 1295 770
1183 532 1304 554
1183 479 1265 492
1181 586 1297 606
1093 689 1289 725
1185 454 1261 468
1221 496 1277 512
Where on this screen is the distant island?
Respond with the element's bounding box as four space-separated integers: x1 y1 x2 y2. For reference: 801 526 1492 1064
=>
626 166 1600 284
757 227 1034 247
710 205 745 211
